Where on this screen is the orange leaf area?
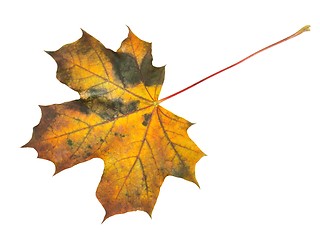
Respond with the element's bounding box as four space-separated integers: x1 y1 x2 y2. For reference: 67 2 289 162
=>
24 28 205 220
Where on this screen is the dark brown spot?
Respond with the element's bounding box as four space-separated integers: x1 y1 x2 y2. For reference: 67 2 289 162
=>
67 139 73 147
114 132 126 138
142 113 152 126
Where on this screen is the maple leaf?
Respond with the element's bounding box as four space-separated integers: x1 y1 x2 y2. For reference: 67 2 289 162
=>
24 25 309 221
24 28 205 220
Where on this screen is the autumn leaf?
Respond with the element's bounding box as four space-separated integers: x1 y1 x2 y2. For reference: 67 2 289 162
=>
24 28 205 220
24 25 310 221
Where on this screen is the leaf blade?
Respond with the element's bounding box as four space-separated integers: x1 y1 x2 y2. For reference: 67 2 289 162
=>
24 28 204 220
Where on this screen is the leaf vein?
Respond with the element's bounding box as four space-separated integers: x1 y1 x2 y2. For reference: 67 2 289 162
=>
115 107 156 198
156 107 186 167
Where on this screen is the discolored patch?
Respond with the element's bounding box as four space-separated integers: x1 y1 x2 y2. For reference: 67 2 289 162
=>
87 88 109 98
77 32 92 55
106 50 141 88
140 52 165 86
65 100 90 115
78 103 90 115
56 68 73 84
85 98 139 121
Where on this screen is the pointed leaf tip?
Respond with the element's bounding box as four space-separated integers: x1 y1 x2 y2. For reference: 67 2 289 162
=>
45 50 54 56
80 28 87 35
125 25 132 33
80 28 91 38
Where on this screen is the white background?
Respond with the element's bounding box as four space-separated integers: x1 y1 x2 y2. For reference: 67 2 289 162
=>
1 0 319 239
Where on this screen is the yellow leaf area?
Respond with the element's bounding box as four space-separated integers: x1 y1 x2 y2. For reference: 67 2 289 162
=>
24 29 205 220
